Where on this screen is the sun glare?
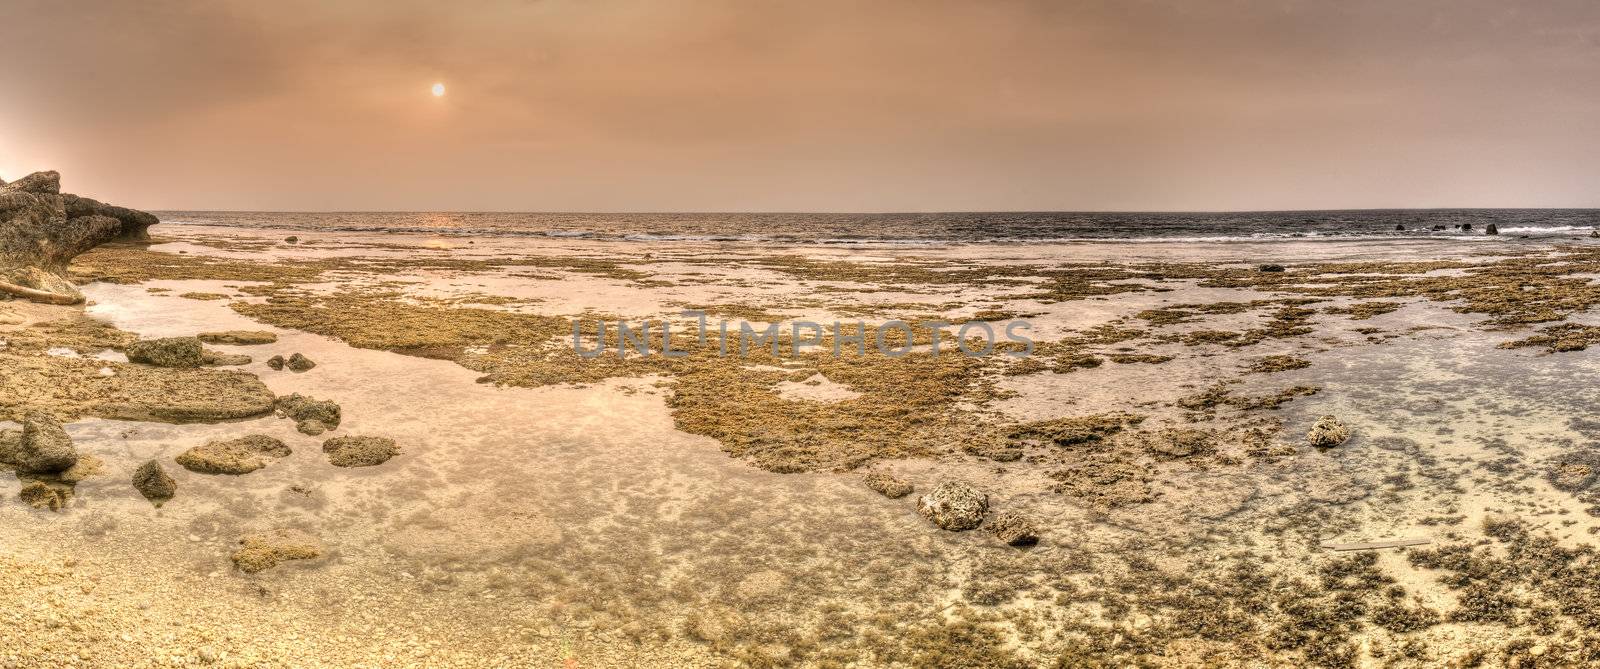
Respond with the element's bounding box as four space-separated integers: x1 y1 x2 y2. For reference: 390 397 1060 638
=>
431 82 446 97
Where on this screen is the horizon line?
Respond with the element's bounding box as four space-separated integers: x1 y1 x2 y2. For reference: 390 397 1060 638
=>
147 206 1600 216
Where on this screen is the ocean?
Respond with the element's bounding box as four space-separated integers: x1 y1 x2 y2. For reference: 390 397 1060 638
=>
154 209 1600 245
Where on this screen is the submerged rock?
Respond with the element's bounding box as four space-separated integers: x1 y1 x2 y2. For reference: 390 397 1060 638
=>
916 481 989 531
19 480 68 511
989 511 1039 547
864 472 914 499
11 413 78 474
131 460 176 505
322 436 399 467
197 331 278 345
200 350 252 367
175 435 291 475
296 419 328 436
231 528 322 573
1257 264 1286 273
126 337 204 368
266 355 286 371
286 353 316 372
274 394 341 429
1306 415 1351 448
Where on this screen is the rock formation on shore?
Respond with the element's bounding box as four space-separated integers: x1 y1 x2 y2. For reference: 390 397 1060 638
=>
0 170 159 304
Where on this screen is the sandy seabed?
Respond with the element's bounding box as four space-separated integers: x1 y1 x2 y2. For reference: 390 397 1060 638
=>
3 226 1600 668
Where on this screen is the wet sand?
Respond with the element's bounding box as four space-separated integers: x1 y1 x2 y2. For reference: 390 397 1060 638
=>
3 226 1600 667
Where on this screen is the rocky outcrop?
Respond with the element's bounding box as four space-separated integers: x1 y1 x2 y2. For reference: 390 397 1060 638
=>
0 170 159 304
175 435 291 475
132 460 176 505
126 337 206 368
322 436 399 467
916 481 988 531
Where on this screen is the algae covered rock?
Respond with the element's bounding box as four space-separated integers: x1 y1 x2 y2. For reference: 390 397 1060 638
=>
274 394 341 429
1306 415 1351 448
989 511 1039 547
131 460 176 505
286 353 316 372
196 331 278 345
125 337 205 368
19 480 68 511
266 355 286 371
322 435 399 467
916 481 989 531
864 472 914 499
231 528 322 573
175 435 291 475
296 419 328 436
11 412 78 474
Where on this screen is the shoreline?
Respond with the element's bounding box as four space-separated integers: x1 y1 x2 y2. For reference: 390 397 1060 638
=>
3 224 1600 666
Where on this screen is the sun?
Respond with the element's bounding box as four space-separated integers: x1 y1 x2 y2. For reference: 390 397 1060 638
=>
431 82 446 97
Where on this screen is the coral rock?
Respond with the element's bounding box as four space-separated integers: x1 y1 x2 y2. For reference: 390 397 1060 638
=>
916 481 988 531
1306 415 1351 448
175 435 291 475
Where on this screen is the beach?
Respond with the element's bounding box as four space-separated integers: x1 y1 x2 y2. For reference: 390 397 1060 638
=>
5 221 1600 668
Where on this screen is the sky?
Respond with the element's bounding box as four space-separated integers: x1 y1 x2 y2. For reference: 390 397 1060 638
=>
1 0 1598 212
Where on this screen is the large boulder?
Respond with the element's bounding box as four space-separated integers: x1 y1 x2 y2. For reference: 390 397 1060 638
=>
126 337 206 368
916 481 989 531
1 171 160 303
6 413 79 474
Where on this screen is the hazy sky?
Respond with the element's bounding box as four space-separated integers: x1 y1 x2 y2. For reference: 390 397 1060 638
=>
2 0 1598 211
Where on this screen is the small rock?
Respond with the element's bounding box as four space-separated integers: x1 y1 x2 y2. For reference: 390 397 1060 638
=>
231 528 322 573
989 511 1039 547
266 355 286 371
1257 264 1286 273
126 337 206 368
200 350 252 367
286 353 316 372
19 481 68 511
175 435 291 475
1485 223 1499 235
916 481 988 531
864 472 913 499
197 331 278 345
1394 224 1405 231
274 393 341 429
1306 415 1351 448
12 413 78 474
131 460 176 505
322 436 399 467
284 236 299 244
296 419 328 436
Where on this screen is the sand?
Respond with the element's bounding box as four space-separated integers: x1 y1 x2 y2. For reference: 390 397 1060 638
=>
2 225 1600 667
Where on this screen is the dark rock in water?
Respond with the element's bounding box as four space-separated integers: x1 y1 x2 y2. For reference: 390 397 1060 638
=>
864 472 914 498
131 460 176 505
286 353 316 372
126 337 205 368
1485 223 1499 235
231 528 322 573
11 413 78 474
1432 225 1447 231
1394 224 1405 231
266 355 286 371
322 436 399 467
175 435 291 475
197 331 277 345
274 393 341 429
989 511 1039 547
284 236 299 244
1461 223 1472 230
1 170 159 303
200 350 252 367
1257 264 1285 273
916 481 988 531
19 481 68 511
1591 230 1599 238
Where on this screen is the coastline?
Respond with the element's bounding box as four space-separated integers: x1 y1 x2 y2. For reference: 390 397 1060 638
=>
4 224 1600 666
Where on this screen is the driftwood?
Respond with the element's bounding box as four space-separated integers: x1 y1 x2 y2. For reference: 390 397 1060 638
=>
0 170 158 304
